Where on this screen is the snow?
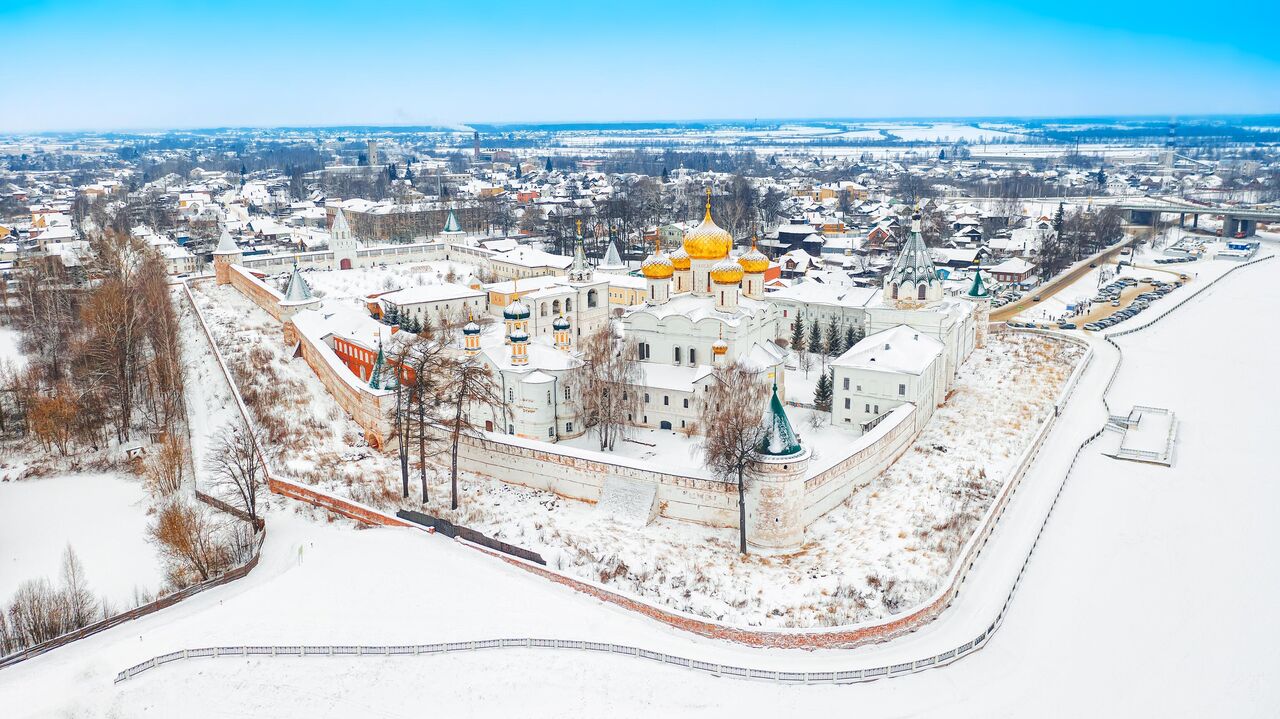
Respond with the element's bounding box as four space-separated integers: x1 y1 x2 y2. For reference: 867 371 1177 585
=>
0 325 25 370
1 251 1279 715
0 474 165 610
297 262 478 300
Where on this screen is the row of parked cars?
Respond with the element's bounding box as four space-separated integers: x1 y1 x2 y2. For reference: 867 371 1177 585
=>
1154 255 1197 265
1081 277 1182 331
991 286 1024 309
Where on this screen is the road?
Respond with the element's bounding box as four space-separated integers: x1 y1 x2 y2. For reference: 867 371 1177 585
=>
990 238 1134 321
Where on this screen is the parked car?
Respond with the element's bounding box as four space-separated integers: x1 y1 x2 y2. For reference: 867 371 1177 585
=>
1057 322 1077 330
1032 295 1043 301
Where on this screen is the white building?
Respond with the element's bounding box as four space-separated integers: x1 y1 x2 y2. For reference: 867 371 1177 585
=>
831 325 946 432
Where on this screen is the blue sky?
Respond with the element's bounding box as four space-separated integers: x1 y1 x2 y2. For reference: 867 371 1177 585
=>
2 0 1278 131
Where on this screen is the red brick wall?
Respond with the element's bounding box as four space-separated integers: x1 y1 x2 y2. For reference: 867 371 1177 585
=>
268 477 419 529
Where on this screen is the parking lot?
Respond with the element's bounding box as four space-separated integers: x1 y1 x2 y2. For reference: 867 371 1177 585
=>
1006 273 1188 332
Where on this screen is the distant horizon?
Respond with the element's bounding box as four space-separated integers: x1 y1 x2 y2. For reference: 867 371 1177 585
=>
7 113 1280 138
4 0 1279 133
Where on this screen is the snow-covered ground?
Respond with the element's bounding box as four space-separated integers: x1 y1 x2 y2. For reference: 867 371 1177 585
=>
186 280 408 511
1 235 1272 718
0 325 25 370
295 261 478 300
0 474 165 611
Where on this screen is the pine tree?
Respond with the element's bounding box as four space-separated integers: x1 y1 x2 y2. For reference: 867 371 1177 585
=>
383 305 399 326
807 320 822 357
545 157 553 173
790 314 806 353
661 167 669 183
1053 202 1066 236
844 323 862 351
827 316 845 356
814 370 833 412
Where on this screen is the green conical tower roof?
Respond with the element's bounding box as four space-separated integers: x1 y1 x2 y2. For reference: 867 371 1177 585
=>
283 262 314 303
967 265 989 299
443 208 462 234
759 384 802 456
368 341 386 390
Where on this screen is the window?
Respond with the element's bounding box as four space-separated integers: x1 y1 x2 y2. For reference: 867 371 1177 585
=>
843 378 850 390
682 398 689 409
565 422 573 432
891 282 899 299
508 389 514 402
689 348 696 365
917 284 927 300
874 404 879 414
564 387 571 400
508 424 514 434
844 398 851 409
681 420 686 428
663 396 669 406
864 403 870 413
644 393 650 403
548 427 554 437
674 347 682 364
857 384 862 392
898 383 906 396
587 289 598 308
547 391 552 404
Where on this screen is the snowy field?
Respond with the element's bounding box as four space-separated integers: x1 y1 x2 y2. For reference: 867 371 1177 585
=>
0 474 165 611
426 333 1082 627
0 248 1277 717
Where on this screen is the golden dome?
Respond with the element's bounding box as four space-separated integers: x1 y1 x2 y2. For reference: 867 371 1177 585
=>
738 236 769 274
683 188 733 261
670 245 691 270
710 256 745 285
641 238 674 279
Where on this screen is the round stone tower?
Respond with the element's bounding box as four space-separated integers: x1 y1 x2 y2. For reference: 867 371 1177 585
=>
745 384 810 555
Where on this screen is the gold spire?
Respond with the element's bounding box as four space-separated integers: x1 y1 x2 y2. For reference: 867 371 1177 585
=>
704 187 712 222
576 219 582 236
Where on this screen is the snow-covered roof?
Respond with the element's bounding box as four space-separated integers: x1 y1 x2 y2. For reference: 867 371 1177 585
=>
832 325 943 375
378 282 483 306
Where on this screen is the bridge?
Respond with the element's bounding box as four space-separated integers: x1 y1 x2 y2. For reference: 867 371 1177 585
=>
1115 201 1280 236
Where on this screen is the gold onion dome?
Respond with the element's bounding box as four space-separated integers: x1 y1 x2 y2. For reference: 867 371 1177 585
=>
712 337 729 356
711 256 745 285
670 245 691 270
738 237 769 274
640 238 674 279
682 189 733 261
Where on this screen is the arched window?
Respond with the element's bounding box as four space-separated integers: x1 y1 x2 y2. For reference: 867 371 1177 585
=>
917 284 927 300
565 298 573 312
552 299 561 315
891 283 899 299
540 302 548 317
587 289 598 308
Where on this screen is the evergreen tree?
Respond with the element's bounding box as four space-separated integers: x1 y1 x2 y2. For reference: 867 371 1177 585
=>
383 305 399 326
939 148 946 160
545 157 553 173
405 165 414 181
827 316 845 356
515 164 522 179
814 370 833 412
387 165 397 181
661 167 669 183
790 314 806 353
399 315 413 332
1053 202 1066 236
844 323 861 352
807 320 822 357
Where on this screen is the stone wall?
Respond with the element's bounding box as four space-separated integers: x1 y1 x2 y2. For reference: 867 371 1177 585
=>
285 315 396 448
452 433 741 527
228 265 285 320
801 405 917 525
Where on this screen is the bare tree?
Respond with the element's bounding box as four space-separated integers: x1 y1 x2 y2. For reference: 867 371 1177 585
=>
697 361 770 554
207 418 274 524
144 434 189 497
149 500 230 586
60 545 97 629
571 321 641 451
440 354 505 510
